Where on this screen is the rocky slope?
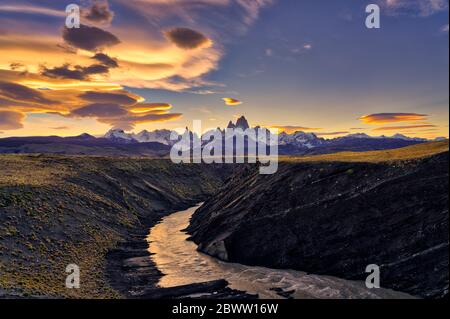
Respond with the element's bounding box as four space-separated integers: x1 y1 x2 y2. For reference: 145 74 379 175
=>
0 155 230 298
188 142 449 299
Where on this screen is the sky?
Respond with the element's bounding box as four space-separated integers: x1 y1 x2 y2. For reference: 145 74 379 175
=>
0 0 448 139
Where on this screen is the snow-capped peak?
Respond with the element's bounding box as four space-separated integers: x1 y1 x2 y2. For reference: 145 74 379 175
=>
278 131 324 149
390 134 427 142
226 116 250 130
134 129 177 145
105 129 132 140
104 129 136 143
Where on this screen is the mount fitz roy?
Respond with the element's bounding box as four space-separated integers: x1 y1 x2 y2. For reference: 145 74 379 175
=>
104 116 254 145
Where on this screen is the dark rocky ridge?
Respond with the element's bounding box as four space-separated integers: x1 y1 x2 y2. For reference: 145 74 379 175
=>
0 130 428 157
188 151 449 299
0 155 241 298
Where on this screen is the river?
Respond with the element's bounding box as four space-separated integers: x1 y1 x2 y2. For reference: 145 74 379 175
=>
147 204 413 299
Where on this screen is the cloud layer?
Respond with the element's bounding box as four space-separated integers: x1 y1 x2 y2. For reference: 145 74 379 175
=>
0 110 25 130
222 97 242 106
269 125 322 134
359 113 429 124
372 124 437 131
1 0 264 131
165 28 211 49
62 24 121 51
0 75 182 130
381 0 448 16
82 0 115 25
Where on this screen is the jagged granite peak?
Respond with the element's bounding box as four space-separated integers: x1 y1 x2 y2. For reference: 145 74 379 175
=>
226 116 250 130
227 121 236 129
235 116 250 130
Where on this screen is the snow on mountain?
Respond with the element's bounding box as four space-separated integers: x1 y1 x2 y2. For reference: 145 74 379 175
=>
134 129 177 145
104 129 137 143
390 134 427 142
105 129 179 145
103 117 433 152
279 131 324 149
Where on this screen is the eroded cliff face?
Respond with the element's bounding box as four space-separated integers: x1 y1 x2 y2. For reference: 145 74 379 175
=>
188 152 449 299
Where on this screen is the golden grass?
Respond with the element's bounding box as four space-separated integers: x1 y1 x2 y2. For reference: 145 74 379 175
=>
280 141 449 163
0 156 226 298
0 154 72 187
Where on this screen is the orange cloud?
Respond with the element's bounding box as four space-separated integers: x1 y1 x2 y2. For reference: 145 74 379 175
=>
360 113 428 124
129 103 173 113
372 124 437 131
0 22 222 92
222 98 242 106
0 0 278 133
316 131 349 136
79 91 140 106
0 81 56 106
0 74 182 131
269 125 321 134
0 110 25 129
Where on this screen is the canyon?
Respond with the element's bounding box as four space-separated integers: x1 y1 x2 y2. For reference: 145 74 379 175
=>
188 141 449 299
0 141 448 299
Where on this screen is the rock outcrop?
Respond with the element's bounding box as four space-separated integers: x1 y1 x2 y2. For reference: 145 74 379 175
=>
188 150 449 299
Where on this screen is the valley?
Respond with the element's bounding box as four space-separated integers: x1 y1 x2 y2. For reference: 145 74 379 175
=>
0 155 229 298
0 141 448 299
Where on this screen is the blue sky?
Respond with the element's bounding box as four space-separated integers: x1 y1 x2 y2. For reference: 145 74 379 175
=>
0 0 448 138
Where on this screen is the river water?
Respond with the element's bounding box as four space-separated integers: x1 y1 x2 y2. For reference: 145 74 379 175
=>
147 205 413 299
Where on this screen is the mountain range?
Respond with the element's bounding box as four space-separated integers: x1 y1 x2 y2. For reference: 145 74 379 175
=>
0 116 446 156
101 116 446 155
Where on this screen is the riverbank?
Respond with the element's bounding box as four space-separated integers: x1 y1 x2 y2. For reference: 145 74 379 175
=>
106 198 256 299
148 205 413 299
188 143 449 299
0 155 230 298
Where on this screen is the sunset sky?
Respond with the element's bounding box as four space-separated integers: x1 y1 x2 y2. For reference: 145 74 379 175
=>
0 0 448 139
